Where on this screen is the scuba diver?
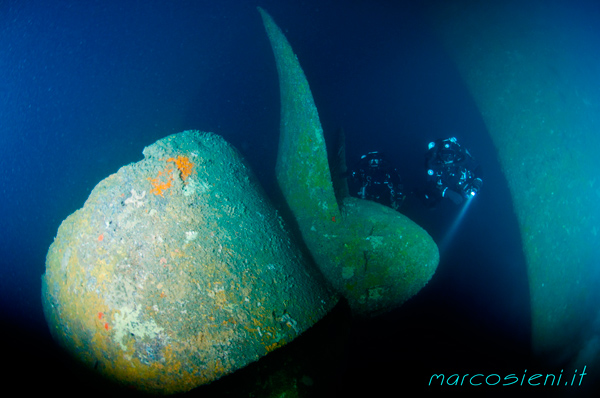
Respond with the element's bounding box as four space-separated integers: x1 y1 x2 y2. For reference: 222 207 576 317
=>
423 137 483 206
349 151 405 210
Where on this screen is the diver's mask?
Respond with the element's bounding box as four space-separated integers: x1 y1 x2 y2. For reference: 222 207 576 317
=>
440 149 454 164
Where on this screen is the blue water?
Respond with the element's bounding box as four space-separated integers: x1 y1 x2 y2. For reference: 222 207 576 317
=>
2 0 593 396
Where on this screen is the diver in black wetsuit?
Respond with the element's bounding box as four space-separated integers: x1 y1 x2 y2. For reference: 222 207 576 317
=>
422 137 482 206
349 151 405 210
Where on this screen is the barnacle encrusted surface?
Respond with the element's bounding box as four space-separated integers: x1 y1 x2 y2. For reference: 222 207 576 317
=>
41 130 337 394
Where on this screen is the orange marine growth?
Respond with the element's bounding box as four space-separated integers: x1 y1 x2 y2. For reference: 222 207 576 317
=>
167 156 194 182
148 169 174 197
148 156 193 196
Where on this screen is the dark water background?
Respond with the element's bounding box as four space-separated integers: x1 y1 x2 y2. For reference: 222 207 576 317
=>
2 0 591 396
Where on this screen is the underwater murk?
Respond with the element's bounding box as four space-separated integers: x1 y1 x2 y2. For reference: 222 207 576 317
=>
1 1 599 396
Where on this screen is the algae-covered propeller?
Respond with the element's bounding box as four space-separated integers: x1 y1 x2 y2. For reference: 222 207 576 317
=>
258 8 439 317
41 131 337 394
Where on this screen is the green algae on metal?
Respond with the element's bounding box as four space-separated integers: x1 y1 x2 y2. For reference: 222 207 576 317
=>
259 8 439 317
41 130 337 394
258 7 340 229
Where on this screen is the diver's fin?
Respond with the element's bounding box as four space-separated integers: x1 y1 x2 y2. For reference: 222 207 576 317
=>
258 7 340 225
331 127 350 205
